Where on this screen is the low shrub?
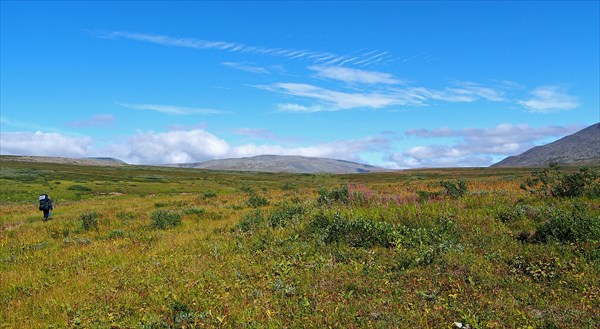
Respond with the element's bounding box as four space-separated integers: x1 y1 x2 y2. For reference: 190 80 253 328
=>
182 207 206 216
507 255 563 282
268 202 307 228
116 211 135 221
521 164 600 198
107 229 126 239
234 210 265 233
80 211 99 231
203 190 217 198
317 185 349 205
246 193 269 208
532 203 600 243
311 213 397 248
150 210 182 229
440 179 468 199
497 202 550 224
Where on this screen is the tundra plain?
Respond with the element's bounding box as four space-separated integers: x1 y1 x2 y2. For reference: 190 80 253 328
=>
1 158 599 328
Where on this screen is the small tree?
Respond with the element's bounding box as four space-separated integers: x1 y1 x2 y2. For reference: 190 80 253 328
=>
439 180 468 199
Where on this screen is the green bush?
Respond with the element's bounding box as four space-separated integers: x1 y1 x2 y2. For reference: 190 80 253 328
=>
116 211 135 221
497 202 550 224
552 167 599 198
317 185 349 205
182 207 205 216
246 193 269 208
81 211 100 231
313 213 397 248
439 179 468 199
108 229 126 239
234 210 265 233
203 190 217 198
268 202 307 228
151 210 182 229
521 164 600 198
532 203 600 243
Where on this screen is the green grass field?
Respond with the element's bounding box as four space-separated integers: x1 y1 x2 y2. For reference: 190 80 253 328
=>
1 158 599 328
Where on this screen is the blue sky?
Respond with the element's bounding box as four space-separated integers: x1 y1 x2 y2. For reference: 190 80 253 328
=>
1 1 598 167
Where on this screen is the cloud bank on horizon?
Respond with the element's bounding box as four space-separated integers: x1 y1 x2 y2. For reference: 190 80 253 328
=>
1 2 598 168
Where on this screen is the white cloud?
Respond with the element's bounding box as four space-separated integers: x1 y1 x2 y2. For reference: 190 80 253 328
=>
308 65 403 85
0 131 93 157
256 83 400 110
396 82 506 104
117 102 225 115
231 135 390 162
222 62 270 74
97 31 393 67
518 86 579 113
107 129 230 164
406 126 456 138
390 151 493 168
67 114 116 127
0 126 391 166
393 123 584 168
258 80 508 112
276 103 325 113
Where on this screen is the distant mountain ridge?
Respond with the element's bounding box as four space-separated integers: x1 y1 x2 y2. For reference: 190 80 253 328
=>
174 155 388 174
0 155 127 166
492 123 600 167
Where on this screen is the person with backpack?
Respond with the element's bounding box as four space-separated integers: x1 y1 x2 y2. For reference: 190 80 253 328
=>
39 194 54 221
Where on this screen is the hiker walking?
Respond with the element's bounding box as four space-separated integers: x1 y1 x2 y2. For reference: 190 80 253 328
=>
39 194 54 221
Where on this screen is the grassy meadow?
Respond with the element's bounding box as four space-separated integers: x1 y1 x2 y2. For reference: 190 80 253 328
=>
1 158 599 328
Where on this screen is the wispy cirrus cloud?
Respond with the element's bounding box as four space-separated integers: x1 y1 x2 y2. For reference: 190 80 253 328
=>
258 81 508 112
308 65 404 85
518 85 579 113
67 114 116 128
276 103 325 113
255 83 401 110
117 102 225 115
395 82 507 103
94 30 397 67
222 62 270 74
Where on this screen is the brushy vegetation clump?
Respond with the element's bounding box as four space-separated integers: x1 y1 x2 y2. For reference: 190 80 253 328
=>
317 185 349 204
520 163 600 198
80 211 100 231
531 203 600 243
439 179 468 198
150 209 182 229
245 192 270 208
1 158 599 328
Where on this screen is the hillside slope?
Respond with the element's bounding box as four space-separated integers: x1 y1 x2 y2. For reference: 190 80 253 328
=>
492 123 600 167
0 155 127 166
175 155 388 173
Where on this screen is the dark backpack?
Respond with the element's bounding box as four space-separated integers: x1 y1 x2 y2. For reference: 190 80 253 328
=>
39 194 51 211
